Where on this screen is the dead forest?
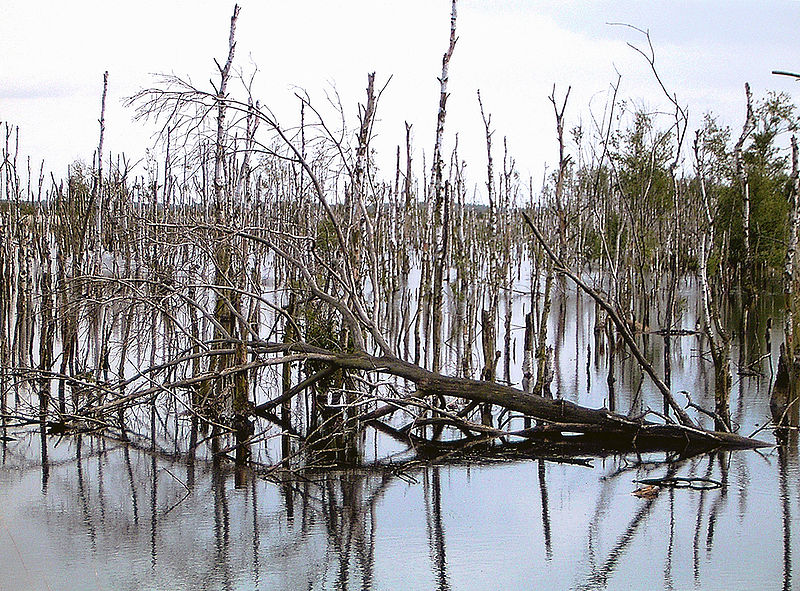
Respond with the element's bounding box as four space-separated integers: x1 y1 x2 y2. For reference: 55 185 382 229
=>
1 3 799 476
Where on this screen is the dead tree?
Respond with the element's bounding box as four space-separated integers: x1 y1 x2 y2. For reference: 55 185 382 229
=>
6 5 772 472
733 83 755 300
530 85 572 401
773 135 800 432
202 5 254 460
694 130 732 432
549 84 571 264
522 211 696 428
477 90 501 426
430 0 458 374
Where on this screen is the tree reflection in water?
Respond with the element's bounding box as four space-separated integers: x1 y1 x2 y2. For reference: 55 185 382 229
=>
778 435 796 591
425 467 450 591
0 430 798 590
538 458 553 561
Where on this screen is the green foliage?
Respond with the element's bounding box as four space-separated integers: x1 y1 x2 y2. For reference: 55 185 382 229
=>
302 300 341 352
297 289 349 393
612 110 675 214
751 172 791 270
314 216 339 256
607 109 675 268
697 113 733 184
713 92 797 275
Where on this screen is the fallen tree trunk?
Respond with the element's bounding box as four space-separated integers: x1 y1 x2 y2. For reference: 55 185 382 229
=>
289 345 768 451
23 335 767 454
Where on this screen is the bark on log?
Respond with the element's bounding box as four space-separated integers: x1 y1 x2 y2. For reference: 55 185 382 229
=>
289 345 768 451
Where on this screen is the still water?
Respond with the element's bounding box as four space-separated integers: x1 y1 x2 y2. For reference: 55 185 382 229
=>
0 434 796 590
1 283 798 590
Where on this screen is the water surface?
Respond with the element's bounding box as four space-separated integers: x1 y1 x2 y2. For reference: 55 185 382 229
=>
0 283 796 590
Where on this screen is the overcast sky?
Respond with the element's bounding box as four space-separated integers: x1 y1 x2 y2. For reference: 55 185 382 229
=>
1 1 799 195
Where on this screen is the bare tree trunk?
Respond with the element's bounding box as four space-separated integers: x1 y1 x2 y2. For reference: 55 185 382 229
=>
480 308 499 426
403 122 414 277
38 220 54 426
207 5 248 457
529 86 571 401
549 85 571 263
320 348 765 450
430 0 457 373
773 136 800 431
533 266 553 399
477 90 500 425
694 131 732 431
733 83 755 301
522 311 534 394
282 294 297 460
94 71 108 261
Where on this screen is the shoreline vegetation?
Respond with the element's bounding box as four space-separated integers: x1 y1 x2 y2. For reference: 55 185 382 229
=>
1 2 798 478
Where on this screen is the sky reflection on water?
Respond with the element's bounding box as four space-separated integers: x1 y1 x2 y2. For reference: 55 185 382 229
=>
0 284 797 590
0 431 797 590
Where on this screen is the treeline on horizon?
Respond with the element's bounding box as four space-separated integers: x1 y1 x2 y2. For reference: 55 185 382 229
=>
2 79 796 293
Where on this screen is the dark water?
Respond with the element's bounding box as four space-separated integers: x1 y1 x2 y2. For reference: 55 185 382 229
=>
1 283 797 590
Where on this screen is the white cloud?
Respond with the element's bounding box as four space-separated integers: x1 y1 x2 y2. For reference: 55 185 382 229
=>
1 1 798 195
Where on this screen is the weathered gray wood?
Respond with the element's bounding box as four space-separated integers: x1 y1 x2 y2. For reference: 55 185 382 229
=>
287 345 769 451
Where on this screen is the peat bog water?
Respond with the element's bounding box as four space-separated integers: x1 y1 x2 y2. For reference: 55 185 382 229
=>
1 281 797 591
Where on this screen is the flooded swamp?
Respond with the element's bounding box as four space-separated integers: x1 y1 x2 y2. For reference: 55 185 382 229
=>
2 3 800 588
0 267 797 590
